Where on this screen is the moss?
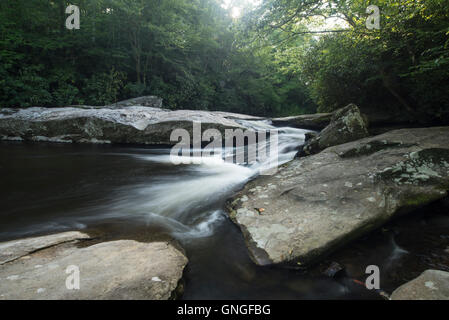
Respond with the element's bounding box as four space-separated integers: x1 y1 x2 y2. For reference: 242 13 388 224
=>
229 209 237 220
378 148 449 186
404 193 441 207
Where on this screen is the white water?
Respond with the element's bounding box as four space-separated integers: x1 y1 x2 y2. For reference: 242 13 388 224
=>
0 121 311 241
107 120 311 240
384 235 409 269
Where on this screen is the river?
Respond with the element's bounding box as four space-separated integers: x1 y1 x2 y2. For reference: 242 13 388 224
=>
1 121 448 299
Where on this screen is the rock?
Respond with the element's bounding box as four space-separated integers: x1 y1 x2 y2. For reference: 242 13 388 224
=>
323 262 346 278
272 108 409 133
226 127 449 266
295 132 318 158
391 270 449 300
0 231 90 264
304 132 317 143
107 96 163 109
213 111 265 121
0 106 251 145
303 104 369 156
0 232 188 300
272 113 332 130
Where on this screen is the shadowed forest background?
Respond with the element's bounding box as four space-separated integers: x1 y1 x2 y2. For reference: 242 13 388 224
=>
0 0 448 120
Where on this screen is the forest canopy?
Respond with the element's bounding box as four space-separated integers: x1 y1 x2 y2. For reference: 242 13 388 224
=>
0 0 448 120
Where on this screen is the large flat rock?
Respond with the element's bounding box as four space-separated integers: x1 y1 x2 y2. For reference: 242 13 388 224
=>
226 127 449 266
0 232 188 300
0 231 90 264
0 106 251 145
391 270 449 300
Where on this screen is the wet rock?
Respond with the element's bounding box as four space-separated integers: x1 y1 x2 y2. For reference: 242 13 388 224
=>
272 113 332 130
304 132 318 143
0 232 188 300
323 262 346 278
391 270 449 300
295 132 318 158
226 127 449 266
0 106 250 145
303 104 369 156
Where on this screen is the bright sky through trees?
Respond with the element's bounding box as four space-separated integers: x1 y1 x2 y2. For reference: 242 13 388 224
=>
220 0 262 18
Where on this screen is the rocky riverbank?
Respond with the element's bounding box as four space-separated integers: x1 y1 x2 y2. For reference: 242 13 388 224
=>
226 105 449 270
2 101 448 300
0 98 262 145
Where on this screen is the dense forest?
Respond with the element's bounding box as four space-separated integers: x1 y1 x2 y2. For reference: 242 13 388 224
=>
0 0 448 120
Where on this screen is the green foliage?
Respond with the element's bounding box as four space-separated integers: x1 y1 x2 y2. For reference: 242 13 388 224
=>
0 65 53 107
0 0 311 116
1 0 447 121
251 0 449 122
83 68 126 106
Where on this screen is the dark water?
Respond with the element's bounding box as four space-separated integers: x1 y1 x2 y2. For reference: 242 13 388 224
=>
1 141 448 300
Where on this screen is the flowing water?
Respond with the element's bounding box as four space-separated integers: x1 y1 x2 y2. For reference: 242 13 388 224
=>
1 121 448 299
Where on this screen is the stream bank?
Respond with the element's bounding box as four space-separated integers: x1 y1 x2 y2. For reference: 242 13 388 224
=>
0 141 448 299
1 103 449 299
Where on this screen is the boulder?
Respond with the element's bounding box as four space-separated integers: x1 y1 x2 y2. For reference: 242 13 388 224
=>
0 106 250 145
0 232 188 300
391 270 449 300
272 113 332 130
304 132 318 143
226 127 449 266
303 104 369 156
272 107 408 134
0 231 90 264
